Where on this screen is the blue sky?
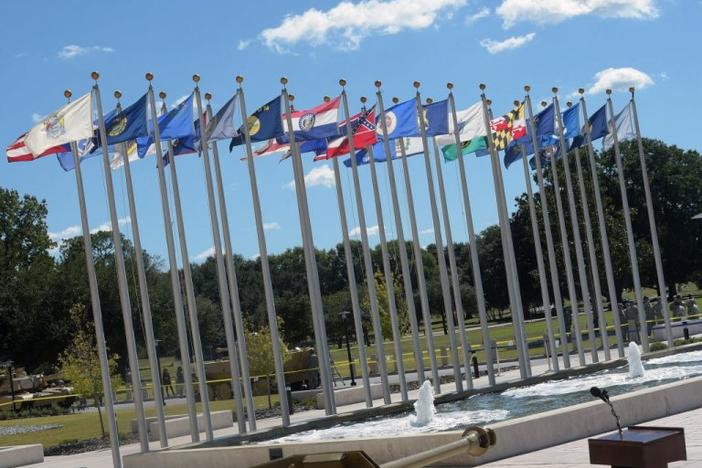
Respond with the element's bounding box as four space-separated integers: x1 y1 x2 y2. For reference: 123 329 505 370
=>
1 0 698 265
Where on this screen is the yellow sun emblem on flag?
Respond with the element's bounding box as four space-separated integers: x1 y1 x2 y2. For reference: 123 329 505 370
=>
108 114 127 137
247 116 261 136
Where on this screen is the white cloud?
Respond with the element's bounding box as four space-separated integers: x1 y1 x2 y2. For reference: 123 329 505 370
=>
260 0 467 52
193 246 215 262
48 225 82 242
496 0 658 28
419 227 434 236
587 67 654 95
480 32 535 53
286 164 336 190
659 71 669 81
57 45 114 60
90 216 132 234
263 221 281 230
237 39 252 51
349 224 380 238
465 6 490 24
32 113 43 123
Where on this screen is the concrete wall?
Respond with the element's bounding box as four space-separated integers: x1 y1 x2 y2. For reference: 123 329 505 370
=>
315 383 385 410
124 375 702 467
0 445 44 468
148 411 233 441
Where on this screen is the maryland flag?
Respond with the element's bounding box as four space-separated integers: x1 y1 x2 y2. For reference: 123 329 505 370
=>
490 102 526 151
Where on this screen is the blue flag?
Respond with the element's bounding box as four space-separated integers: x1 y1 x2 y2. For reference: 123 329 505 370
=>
380 98 419 139
343 137 423 168
423 99 449 136
102 93 149 145
137 94 197 158
561 103 581 139
571 104 608 149
229 96 283 149
503 104 555 169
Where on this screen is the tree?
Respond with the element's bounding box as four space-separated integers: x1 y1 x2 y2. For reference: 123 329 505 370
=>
59 304 122 438
245 326 289 377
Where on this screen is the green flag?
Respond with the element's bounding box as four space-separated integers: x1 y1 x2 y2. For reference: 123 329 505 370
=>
441 136 487 161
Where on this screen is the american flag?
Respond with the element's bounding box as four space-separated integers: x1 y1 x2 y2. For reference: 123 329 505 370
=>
6 133 68 163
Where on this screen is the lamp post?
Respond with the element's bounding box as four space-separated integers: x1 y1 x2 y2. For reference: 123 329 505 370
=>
154 339 164 403
340 311 356 386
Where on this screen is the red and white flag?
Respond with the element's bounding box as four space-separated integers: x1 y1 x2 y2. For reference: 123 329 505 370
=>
6 133 67 163
316 106 377 161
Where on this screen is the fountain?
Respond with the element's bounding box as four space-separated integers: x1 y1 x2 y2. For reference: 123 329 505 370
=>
628 341 645 378
410 380 435 427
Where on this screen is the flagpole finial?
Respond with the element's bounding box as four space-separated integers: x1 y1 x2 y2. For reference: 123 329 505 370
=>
552 86 558 94
524 85 531 92
323 96 330 102
413 81 421 89
339 79 347 87
486 99 492 106
159 91 166 100
192 74 201 84
426 97 433 104
360 96 367 104
513 100 520 107
205 92 212 101
236 75 244 84
289 94 295 102
566 101 573 108
578 88 585 95
91 71 100 81
629 86 635 95
447 82 454 90
479 83 486 91
374 80 382 89
392 97 399 104
606 89 612 95
280 77 288 85
114 90 122 100
64 89 72 99
540 101 547 108
146 72 154 81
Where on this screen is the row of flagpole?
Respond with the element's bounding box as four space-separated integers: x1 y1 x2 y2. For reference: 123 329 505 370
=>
16 72 673 466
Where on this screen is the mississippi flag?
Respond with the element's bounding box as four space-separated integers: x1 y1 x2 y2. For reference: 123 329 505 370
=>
316 107 377 161
285 96 341 141
6 133 68 163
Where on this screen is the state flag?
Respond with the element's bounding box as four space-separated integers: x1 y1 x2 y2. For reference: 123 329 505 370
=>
377 98 419 139
317 106 377 161
422 99 449 136
24 92 93 156
604 102 635 151
229 96 284 149
207 94 238 142
282 96 341 142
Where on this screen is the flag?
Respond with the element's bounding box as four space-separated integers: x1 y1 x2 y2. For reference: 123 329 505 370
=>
137 94 197 158
207 94 238 142
435 101 488 161
55 138 102 171
491 102 526 150
100 93 149 146
441 138 488 161
6 133 68 163
343 137 423 168
604 102 635 151
24 92 93 156
229 96 284 149
422 99 449 136
280 96 341 142
561 103 581 139
252 139 289 158
377 98 419 139
528 141 561 170
572 104 609 149
318 106 377 161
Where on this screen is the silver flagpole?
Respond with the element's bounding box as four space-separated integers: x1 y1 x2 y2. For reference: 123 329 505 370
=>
159 93 214 440
367 140 409 401
629 87 674 346
578 90 624 357
524 88 570 368
340 82 391 404
393 95 441 393
66 88 121 467
414 85 463 391
192 76 249 429
114 91 168 448
567 101 611 361
236 76 291 425
431 134 472 389
479 87 528 379
281 79 336 414
537 96 586 366
145 74 200 440
375 84 426 386
606 89 648 352
553 90 598 363
447 84 496 384
331 155 373 406
485 101 531 377
91 73 149 452
519 141 559 371
205 93 257 431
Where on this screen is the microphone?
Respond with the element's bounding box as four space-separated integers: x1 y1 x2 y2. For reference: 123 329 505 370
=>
590 386 622 437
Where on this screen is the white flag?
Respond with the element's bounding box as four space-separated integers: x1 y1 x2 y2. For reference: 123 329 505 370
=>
109 140 157 170
604 102 635 151
24 92 94 156
207 94 239 142
433 101 487 147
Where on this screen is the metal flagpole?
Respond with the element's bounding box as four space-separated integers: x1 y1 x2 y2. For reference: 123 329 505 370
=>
158 93 214 440
567 102 611 361
375 84 427 386
192 75 250 429
331 155 373 406
537 95 586 366
414 85 463 391
519 141 559 371
145 74 200 440
205 93 258 431
431 134 472 389
340 82 391 404
479 86 528 379
578 90 625 358
281 79 336 414
553 91 598 363
487 99 531 377
524 88 571 368
65 89 122 467
236 76 291 424
629 87 674 347
91 73 149 452
447 84 496 384
367 142 409 401
606 89 648 352
114 90 168 448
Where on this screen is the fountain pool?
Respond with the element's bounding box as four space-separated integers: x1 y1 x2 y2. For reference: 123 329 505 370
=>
269 348 702 443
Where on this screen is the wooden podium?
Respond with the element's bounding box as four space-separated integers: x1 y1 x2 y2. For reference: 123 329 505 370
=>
588 426 686 468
